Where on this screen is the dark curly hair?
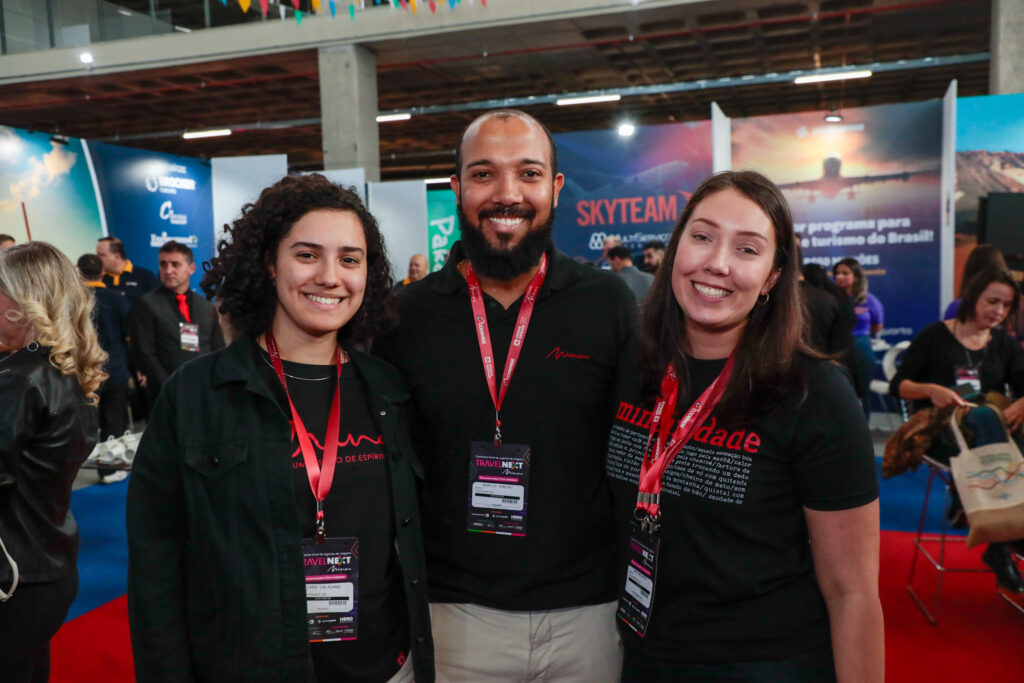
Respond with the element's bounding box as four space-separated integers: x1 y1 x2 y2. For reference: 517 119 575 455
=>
201 174 396 345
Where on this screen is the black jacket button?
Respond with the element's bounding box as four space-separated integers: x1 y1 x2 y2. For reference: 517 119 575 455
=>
402 516 412 527
209 455 219 468
410 577 419 586
416 635 425 643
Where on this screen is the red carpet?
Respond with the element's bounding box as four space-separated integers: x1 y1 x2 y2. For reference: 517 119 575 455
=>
51 595 134 683
48 531 1024 681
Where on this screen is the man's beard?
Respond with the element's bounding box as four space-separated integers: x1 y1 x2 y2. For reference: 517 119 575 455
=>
457 204 555 281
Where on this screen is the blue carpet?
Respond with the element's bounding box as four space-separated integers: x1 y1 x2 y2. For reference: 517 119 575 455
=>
876 456 966 537
67 477 130 620
61 457 960 624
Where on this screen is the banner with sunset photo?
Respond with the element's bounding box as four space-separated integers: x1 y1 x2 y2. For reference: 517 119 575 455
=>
732 100 943 343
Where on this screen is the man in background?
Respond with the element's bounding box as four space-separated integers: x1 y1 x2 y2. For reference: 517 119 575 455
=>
129 241 223 401
97 236 159 307
0 234 15 250
78 253 132 484
608 244 654 303
642 239 665 273
394 253 428 290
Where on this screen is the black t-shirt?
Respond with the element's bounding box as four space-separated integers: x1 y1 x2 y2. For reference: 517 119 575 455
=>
606 353 879 664
889 321 1024 413
375 242 636 611
254 342 408 683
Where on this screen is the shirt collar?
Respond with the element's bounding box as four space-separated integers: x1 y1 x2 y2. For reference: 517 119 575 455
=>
84 280 105 288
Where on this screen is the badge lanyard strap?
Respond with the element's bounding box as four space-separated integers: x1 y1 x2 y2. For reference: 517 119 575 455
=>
636 355 734 530
465 253 548 446
266 331 341 544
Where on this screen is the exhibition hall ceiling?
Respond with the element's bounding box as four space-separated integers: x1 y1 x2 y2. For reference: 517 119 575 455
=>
0 0 992 179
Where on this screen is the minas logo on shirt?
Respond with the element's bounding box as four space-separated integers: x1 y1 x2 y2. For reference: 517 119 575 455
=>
545 347 591 361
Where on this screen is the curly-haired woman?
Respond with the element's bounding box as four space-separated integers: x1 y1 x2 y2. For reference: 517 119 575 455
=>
126 174 434 682
1 242 105 682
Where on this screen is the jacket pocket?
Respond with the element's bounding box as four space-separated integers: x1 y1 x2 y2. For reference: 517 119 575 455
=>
182 439 250 477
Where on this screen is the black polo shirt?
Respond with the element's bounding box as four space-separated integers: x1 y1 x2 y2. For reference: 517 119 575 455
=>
376 240 636 611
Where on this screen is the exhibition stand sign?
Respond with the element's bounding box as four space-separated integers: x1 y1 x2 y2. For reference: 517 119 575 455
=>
0 124 104 259
87 141 214 289
427 186 459 273
732 100 944 343
552 121 713 263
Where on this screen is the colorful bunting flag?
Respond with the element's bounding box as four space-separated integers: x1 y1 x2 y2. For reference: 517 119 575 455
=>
330 0 337 16
296 9 303 24
312 0 321 12
429 0 436 12
349 3 355 19
291 0 300 9
411 0 418 14
259 0 268 15
238 0 251 13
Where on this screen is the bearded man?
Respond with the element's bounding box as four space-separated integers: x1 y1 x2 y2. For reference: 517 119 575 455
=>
376 109 635 682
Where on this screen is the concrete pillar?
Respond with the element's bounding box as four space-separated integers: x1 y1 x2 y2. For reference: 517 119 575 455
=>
318 45 380 181
991 0 1024 94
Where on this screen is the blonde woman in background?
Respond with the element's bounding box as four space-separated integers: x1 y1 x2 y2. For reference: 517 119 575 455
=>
0 241 106 682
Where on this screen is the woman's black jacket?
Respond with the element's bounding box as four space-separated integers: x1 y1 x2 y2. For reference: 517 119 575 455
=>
125 337 434 682
0 345 98 586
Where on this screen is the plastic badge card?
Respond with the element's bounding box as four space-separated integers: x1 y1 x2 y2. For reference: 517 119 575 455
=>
302 537 358 642
467 442 530 536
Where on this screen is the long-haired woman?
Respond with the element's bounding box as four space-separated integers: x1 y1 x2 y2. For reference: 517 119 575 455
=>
606 171 882 681
126 174 433 682
891 265 1024 593
0 242 105 681
943 244 1007 320
832 257 884 416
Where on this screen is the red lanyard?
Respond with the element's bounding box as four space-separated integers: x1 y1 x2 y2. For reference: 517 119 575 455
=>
465 253 548 446
265 331 341 543
636 356 734 527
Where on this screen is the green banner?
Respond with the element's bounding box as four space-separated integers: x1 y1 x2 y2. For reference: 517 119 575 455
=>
426 187 460 273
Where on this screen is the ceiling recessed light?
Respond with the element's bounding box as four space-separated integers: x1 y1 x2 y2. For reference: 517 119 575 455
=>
423 177 452 184
794 70 872 85
79 52 94 64
617 123 636 137
556 94 622 106
824 112 843 123
376 113 412 123
174 25 192 33
118 9 132 16
182 129 232 140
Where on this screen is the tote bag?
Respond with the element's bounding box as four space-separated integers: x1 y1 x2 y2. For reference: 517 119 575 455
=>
948 405 1024 548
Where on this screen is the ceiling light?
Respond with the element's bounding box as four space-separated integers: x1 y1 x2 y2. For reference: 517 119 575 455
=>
376 113 412 123
174 25 192 33
617 122 636 137
118 9 132 16
182 129 232 140
79 52 94 64
794 70 872 85
556 94 622 106
824 110 843 123
424 177 452 185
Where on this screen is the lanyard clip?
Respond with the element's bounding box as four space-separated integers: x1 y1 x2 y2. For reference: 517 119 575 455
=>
493 411 502 448
315 501 325 544
633 505 661 535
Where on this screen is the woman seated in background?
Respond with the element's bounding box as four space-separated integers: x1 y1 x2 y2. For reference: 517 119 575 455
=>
0 242 105 682
890 265 1024 593
833 257 884 417
943 244 1007 321
126 174 434 682
607 170 882 682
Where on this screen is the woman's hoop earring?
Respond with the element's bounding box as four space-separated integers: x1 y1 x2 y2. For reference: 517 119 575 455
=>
26 341 40 352
757 293 770 306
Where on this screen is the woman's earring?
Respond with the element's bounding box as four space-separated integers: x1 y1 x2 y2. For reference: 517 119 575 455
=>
757 292 770 306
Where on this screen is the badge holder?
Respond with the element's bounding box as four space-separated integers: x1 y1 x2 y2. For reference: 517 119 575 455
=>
302 536 359 642
618 507 661 638
467 435 530 537
179 322 200 352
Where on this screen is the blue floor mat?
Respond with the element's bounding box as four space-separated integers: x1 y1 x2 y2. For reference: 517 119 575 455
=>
67 477 130 620
876 456 965 536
